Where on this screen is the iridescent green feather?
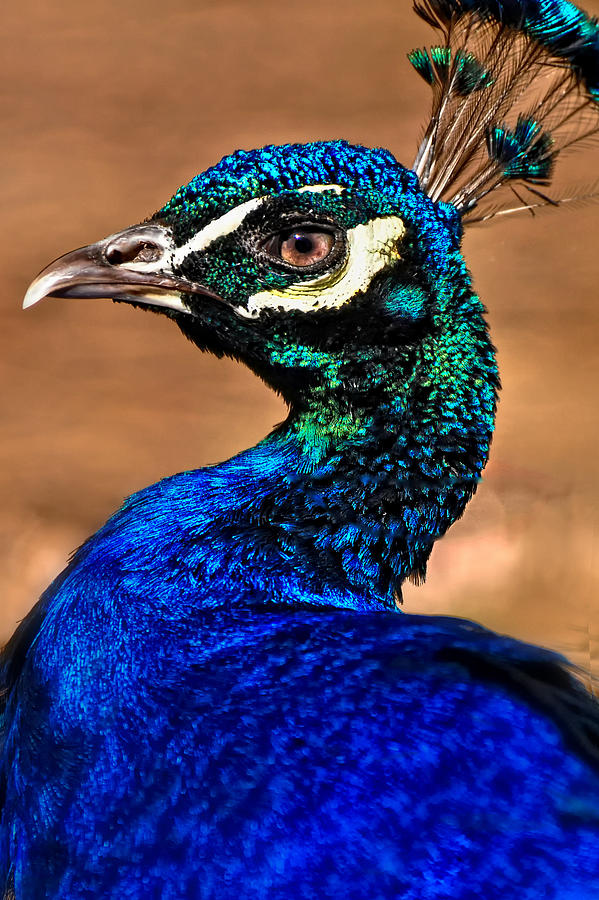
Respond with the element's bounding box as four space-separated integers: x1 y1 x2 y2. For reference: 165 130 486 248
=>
411 0 599 217
486 117 556 183
408 46 493 94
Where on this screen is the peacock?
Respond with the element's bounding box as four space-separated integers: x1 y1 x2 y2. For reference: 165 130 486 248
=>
3 0 599 896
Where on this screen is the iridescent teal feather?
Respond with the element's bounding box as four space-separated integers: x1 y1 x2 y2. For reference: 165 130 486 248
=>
486 117 555 181
408 47 437 84
415 0 599 99
412 0 599 214
408 46 493 93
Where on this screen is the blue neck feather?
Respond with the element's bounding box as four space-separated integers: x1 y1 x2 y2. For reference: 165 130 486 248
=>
49 265 496 622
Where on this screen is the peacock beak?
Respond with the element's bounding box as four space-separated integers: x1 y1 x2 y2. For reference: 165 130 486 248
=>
22 223 223 314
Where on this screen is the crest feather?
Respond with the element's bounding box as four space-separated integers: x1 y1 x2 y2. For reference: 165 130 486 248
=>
411 0 599 220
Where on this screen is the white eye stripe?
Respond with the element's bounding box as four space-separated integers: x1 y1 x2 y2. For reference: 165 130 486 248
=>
170 184 345 265
236 215 405 319
171 195 268 266
297 184 344 195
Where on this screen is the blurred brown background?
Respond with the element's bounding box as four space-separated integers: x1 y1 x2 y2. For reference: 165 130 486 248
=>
1 0 598 674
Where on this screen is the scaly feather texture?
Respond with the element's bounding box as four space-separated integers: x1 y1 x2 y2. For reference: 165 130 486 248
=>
2 2 599 897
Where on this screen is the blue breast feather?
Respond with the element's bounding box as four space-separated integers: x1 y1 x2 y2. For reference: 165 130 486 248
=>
1 452 599 898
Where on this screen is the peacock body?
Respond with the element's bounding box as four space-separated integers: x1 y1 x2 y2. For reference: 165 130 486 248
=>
2 1 599 897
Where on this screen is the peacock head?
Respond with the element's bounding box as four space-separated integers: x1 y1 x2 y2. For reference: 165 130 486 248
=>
19 0 599 595
23 141 482 412
23 140 498 595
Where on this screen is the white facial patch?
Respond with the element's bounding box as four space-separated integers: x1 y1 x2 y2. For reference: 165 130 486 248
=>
236 215 406 320
297 185 344 195
170 185 344 268
171 195 268 266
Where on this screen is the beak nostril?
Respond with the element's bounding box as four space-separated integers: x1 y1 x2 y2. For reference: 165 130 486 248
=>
105 247 124 265
105 238 163 267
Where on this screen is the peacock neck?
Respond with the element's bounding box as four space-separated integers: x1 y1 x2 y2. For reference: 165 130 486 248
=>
253 300 498 610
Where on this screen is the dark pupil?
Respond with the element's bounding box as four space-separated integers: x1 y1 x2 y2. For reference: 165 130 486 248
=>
292 234 314 254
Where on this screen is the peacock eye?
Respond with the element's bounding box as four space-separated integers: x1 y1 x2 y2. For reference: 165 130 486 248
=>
263 228 336 268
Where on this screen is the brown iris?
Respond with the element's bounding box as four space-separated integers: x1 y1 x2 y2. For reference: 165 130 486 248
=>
266 228 335 267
